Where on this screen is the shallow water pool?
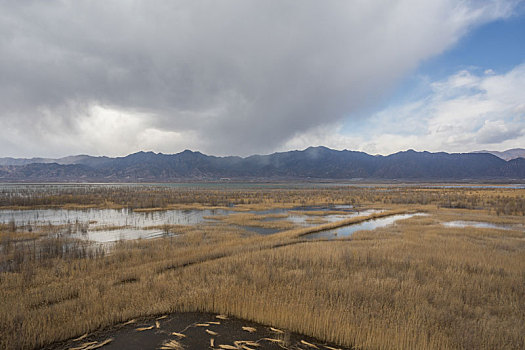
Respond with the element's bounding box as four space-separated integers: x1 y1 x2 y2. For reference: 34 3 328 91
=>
305 213 426 240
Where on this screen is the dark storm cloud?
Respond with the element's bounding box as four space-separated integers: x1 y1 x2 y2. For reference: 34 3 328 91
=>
0 0 517 157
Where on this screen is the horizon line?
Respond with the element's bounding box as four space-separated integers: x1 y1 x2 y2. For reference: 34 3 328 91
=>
1 146 524 161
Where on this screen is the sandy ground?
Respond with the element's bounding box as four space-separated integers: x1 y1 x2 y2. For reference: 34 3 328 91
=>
48 312 350 350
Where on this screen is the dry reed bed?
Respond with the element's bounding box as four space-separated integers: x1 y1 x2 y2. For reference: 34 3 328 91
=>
0 188 524 349
210 212 296 230
2 186 523 215
2 210 523 349
426 207 525 225
1 229 305 349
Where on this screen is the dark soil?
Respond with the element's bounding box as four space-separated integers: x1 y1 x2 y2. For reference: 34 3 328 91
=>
48 312 350 350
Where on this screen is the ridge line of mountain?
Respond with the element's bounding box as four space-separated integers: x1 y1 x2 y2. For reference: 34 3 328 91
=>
0 147 524 181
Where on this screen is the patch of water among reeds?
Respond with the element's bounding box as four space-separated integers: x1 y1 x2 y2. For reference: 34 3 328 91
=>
0 208 229 243
443 221 524 231
305 213 426 240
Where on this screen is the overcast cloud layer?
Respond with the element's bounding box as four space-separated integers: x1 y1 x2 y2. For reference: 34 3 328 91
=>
0 0 520 157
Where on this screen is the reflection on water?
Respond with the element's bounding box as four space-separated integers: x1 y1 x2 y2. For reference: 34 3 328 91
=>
0 208 229 243
72 228 168 243
0 208 229 226
306 213 426 240
238 226 281 235
443 221 523 231
238 208 382 235
285 209 380 227
0 205 386 242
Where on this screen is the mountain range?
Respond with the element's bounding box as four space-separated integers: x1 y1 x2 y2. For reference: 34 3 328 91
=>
472 148 525 161
0 147 524 182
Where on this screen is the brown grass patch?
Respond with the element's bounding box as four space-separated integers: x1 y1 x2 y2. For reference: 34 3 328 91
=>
0 187 524 349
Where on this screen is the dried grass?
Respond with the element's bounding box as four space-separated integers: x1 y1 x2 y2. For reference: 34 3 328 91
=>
1 187 524 350
218 344 238 349
159 339 184 350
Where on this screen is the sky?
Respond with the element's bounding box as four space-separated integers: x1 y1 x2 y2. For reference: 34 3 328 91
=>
0 0 524 158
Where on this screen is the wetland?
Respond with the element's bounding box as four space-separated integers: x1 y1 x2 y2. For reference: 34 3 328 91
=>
0 184 524 350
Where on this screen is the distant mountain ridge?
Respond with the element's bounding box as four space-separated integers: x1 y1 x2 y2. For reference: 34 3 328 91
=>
0 147 524 181
472 148 525 161
0 155 111 167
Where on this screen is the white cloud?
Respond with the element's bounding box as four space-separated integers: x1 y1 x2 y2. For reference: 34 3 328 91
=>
288 63 525 154
0 105 203 157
